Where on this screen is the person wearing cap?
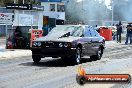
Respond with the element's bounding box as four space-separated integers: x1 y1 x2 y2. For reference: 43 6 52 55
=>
125 22 132 44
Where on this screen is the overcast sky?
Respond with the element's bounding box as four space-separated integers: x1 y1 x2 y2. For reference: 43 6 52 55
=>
77 0 111 6
105 0 111 6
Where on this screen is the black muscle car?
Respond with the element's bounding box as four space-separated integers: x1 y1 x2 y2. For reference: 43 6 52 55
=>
31 25 105 64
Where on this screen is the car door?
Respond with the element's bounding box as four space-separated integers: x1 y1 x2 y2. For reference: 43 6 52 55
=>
90 29 100 54
81 27 93 56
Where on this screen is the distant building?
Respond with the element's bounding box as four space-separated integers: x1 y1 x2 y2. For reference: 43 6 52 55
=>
40 0 65 25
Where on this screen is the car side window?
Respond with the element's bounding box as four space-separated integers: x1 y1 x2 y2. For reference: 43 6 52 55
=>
94 30 100 37
84 29 92 37
90 29 96 37
91 29 100 37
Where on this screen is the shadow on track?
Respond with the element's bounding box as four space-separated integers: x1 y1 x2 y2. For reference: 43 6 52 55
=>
19 57 98 67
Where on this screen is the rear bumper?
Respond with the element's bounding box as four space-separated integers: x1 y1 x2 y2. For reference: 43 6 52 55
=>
31 47 76 57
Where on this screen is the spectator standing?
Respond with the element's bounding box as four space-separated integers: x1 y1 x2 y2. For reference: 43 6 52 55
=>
116 21 122 43
125 23 132 44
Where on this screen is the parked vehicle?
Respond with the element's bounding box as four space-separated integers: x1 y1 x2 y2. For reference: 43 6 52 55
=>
31 25 105 64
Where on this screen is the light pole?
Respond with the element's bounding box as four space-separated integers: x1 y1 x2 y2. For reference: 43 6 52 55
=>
111 0 114 25
82 0 84 24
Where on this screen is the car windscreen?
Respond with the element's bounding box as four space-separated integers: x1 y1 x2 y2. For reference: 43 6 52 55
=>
46 26 76 39
71 26 84 37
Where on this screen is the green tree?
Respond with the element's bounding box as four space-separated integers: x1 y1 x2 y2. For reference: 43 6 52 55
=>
65 0 109 25
110 0 130 21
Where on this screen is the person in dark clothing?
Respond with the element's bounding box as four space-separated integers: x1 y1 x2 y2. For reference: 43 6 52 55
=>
13 26 23 48
125 23 132 44
14 26 22 37
116 21 122 43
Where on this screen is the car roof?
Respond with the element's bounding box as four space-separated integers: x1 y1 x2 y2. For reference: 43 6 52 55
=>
56 25 95 32
56 25 88 27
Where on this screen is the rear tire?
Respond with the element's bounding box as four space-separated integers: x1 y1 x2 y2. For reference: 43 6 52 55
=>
90 48 102 60
32 55 41 63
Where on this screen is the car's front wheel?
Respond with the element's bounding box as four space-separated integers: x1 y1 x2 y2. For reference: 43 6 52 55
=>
32 55 41 63
72 47 82 65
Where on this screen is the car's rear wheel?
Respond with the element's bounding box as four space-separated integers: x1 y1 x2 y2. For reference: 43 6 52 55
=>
72 47 82 65
32 55 41 63
90 48 102 60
